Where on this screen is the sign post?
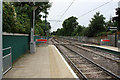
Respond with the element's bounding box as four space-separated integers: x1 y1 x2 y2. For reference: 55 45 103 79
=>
108 27 117 47
118 1 120 50
0 0 3 79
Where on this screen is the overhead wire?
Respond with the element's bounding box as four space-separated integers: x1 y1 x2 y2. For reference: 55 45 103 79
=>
54 0 76 27
53 0 113 22
59 0 76 20
51 0 113 31
78 0 113 18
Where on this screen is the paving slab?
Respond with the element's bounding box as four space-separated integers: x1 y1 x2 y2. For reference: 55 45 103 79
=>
3 44 76 78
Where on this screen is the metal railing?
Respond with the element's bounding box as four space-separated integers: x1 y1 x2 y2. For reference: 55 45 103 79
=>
2 47 12 75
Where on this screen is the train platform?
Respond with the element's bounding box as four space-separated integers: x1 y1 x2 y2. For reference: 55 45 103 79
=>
3 44 77 78
81 43 120 55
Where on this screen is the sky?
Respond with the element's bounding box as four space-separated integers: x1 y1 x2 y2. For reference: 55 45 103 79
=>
47 0 120 32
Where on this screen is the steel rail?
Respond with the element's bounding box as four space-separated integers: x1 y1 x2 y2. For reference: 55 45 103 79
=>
51 38 88 79
63 44 120 80
74 44 120 63
55 44 88 80
52 38 120 79
57 38 120 63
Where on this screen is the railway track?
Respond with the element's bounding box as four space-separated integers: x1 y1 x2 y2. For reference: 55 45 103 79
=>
51 38 120 79
53 38 120 76
55 38 120 63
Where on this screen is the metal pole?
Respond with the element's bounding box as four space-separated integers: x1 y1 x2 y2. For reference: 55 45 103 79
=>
0 0 3 79
45 14 47 39
33 9 35 37
115 31 117 47
30 8 36 53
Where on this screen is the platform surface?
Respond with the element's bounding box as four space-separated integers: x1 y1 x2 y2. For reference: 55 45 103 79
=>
82 43 120 52
3 44 76 78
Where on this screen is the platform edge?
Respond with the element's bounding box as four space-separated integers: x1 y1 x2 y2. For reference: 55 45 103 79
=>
53 45 78 79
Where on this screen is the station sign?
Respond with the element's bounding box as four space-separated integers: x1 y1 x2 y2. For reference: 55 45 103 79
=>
101 39 110 42
36 39 47 43
36 39 47 42
108 27 117 31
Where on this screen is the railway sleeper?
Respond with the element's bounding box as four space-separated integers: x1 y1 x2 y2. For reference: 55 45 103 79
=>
77 64 93 67
83 71 103 75
69 55 80 58
80 67 97 70
72 60 88 64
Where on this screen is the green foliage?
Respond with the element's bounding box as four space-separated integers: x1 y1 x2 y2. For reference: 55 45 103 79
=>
3 2 51 35
15 13 30 34
3 2 16 33
13 2 51 20
53 12 112 37
87 12 106 37
96 32 107 37
105 19 118 31
82 27 90 36
62 16 78 36
35 20 51 36
53 16 79 36
72 25 84 36
55 28 64 36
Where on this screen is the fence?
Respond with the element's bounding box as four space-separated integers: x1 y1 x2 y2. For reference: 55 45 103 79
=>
3 33 49 62
3 33 29 62
2 47 12 75
60 35 118 47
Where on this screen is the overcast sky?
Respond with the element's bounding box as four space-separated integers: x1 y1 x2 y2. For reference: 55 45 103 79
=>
47 0 120 32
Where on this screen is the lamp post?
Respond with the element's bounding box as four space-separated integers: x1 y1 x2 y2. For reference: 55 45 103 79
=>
30 6 37 53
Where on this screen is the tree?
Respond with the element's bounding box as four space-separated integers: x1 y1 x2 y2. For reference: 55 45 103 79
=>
3 2 51 34
105 18 118 30
51 31 57 35
82 27 90 36
3 2 16 33
35 20 51 36
13 2 51 30
62 16 78 36
88 12 106 37
54 12 108 37
72 25 84 36
55 28 64 36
